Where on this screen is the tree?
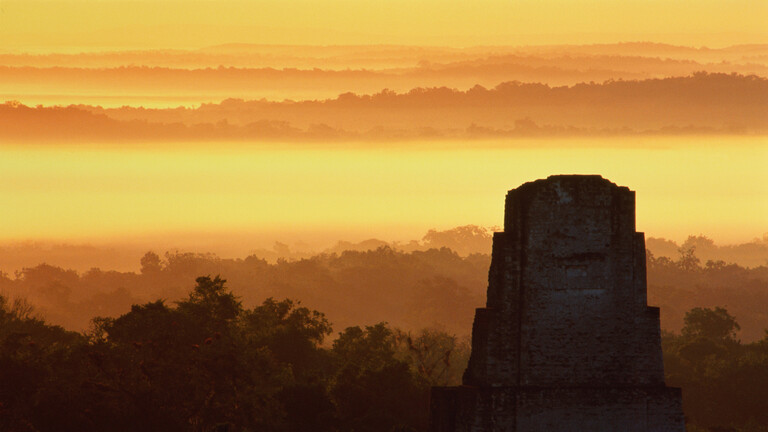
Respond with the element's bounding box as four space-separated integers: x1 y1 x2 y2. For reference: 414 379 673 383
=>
331 324 429 432
140 251 163 274
177 275 242 329
239 297 332 379
677 245 701 272
421 225 492 256
663 307 768 430
682 307 740 342
392 328 470 386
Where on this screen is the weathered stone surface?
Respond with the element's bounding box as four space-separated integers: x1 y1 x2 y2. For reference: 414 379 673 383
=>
431 175 684 432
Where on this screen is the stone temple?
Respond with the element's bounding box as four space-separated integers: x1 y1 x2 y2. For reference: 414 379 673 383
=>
430 175 684 431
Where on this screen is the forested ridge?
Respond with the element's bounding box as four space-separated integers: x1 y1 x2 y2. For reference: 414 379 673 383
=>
2 229 767 339
4 73 767 140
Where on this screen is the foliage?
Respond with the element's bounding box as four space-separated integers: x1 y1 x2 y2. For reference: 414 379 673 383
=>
1 241 768 430
646 246 768 341
0 278 469 431
4 239 766 342
682 307 740 341
664 307 768 432
330 324 448 432
0 246 488 337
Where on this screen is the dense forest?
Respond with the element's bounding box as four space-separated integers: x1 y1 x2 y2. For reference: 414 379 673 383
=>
1 227 767 339
0 277 463 431
0 246 488 337
1 227 767 430
2 276 767 431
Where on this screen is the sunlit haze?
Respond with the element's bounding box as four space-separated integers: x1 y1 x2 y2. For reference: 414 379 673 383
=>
1 0 767 51
1 138 765 252
1 0 766 260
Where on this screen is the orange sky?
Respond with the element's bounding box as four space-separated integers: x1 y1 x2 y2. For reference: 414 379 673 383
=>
1 138 766 247
0 0 766 252
1 0 766 51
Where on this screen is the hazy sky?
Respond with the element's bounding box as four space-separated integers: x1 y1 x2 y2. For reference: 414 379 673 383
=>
2 138 766 246
1 0 766 251
1 0 766 51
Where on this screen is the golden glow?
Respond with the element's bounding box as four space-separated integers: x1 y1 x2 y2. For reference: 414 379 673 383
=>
1 137 766 247
1 0 766 51
1 1 766 256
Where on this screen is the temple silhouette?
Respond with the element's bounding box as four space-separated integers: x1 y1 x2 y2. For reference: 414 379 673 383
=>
430 175 685 431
